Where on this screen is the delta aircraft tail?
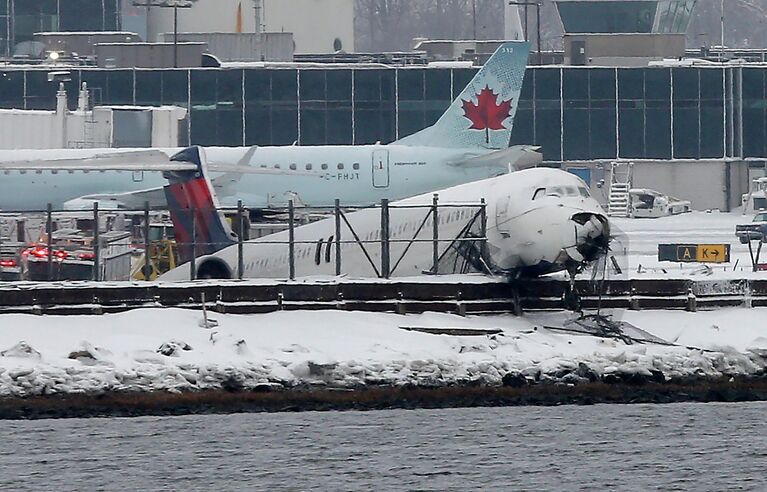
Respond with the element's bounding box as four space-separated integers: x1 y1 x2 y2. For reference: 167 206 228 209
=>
163 147 237 263
395 41 530 150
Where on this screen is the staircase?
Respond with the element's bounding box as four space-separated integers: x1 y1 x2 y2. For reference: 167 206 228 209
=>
607 161 633 217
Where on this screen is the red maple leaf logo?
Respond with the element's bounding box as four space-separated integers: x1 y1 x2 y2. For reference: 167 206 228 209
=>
462 85 513 143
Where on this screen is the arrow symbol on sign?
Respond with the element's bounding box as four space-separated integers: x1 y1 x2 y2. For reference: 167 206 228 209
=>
712 250 719 258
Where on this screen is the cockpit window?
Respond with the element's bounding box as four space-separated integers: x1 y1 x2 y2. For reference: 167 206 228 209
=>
547 186 565 197
565 186 578 196
578 187 590 197
532 187 546 200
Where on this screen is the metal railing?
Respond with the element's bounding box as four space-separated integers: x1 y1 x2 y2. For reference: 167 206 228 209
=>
0 196 488 282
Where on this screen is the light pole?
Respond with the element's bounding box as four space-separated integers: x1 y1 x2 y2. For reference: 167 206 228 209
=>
132 0 193 68
508 1 542 64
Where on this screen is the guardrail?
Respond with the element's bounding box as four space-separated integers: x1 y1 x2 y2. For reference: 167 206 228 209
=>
0 278 764 316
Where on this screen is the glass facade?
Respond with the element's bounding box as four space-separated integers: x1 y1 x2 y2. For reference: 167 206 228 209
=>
555 0 696 35
1 0 121 56
0 64 757 162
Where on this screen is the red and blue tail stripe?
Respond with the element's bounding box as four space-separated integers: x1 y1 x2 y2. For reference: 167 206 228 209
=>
163 147 236 263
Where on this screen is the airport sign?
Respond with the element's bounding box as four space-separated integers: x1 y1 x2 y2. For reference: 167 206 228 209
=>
658 243 730 263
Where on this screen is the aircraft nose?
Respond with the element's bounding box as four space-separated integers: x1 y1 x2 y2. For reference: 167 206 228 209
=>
566 212 610 263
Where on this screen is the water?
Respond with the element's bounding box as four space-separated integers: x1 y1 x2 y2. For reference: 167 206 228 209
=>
0 402 765 491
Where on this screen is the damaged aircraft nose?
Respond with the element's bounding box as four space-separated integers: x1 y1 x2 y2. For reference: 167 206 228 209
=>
566 212 611 263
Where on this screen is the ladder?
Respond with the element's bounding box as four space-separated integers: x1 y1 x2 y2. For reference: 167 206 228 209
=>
608 161 633 217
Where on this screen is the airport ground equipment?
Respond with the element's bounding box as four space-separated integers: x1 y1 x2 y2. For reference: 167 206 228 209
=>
736 212 767 271
607 162 633 217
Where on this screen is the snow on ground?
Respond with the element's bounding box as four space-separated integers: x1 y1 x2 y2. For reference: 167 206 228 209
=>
598 211 764 279
0 307 764 396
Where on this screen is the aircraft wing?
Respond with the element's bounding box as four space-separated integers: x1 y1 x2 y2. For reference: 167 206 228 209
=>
448 145 543 172
0 146 319 176
0 150 196 172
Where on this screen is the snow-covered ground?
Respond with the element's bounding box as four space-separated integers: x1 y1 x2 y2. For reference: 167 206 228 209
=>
0 307 764 396
605 211 763 279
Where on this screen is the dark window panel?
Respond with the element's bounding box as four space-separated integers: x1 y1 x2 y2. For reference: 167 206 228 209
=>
519 70 534 101
590 108 617 159
425 69 451 101
398 109 425 139
271 109 298 145
192 71 218 105
300 109 326 145
742 109 766 157
326 109 352 144
618 68 643 100
452 68 479 99
245 108 272 146
326 70 352 101
216 109 244 147
672 68 698 101
135 70 162 105
672 106 699 158
271 70 297 102
424 110 444 128
589 69 616 100
510 108 534 146
0 71 24 106
80 71 108 105
699 68 724 100
645 108 671 159
381 109 395 143
742 68 764 100
245 70 271 103
618 109 644 158
535 68 561 100
380 70 395 102
106 70 134 104
535 108 562 161
644 68 671 100
563 69 589 100
354 109 381 144
190 108 217 146
23 71 58 110
299 70 326 101
563 108 590 160
700 105 724 158
217 70 243 106
398 69 424 101
353 70 381 102
161 71 188 106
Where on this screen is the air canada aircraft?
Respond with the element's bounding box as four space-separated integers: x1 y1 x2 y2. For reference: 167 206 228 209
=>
0 41 538 212
158 147 610 281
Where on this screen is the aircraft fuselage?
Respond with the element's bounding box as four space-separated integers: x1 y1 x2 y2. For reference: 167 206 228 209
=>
0 144 504 211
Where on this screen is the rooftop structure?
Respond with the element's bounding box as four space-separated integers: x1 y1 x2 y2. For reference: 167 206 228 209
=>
555 0 698 65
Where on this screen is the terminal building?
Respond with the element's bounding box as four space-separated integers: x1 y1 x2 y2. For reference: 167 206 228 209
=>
0 0 763 211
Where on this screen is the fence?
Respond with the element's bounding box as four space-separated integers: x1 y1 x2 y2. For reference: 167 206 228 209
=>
0 196 488 282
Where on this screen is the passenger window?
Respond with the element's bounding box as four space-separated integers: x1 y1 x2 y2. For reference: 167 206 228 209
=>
337 163 344 170
533 188 545 200
321 163 328 170
325 236 334 262
353 163 360 170
290 163 297 170
274 164 280 169
315 239 324 265
306 163 312 170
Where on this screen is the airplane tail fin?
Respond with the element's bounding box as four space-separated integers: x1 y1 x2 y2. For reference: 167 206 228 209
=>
394 41 530 150
163 146 237 263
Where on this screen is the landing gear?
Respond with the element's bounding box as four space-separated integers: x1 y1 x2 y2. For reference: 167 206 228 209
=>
563 267 582 312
